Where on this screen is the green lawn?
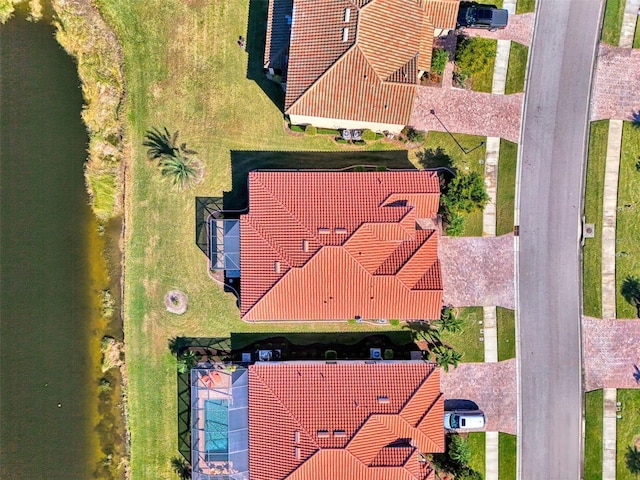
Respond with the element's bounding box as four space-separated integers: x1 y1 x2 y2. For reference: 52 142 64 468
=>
470 38 497 93
91 0 415 477
440 307 484 362
584 390 604 480
499 433 517 480
467 432 486 477
616 389 640 480
615 122 640 318
496 139 517 235
419 131 488 236
504 42 528 95
634 18 640 48
496 307 515 361
583 120 609 318
516 0 536 14
601 0 625 46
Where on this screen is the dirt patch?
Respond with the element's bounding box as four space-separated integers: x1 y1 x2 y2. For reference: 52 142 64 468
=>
165 290 188 314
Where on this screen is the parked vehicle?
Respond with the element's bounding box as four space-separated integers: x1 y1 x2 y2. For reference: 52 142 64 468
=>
444 411 486 430
457 4 508 31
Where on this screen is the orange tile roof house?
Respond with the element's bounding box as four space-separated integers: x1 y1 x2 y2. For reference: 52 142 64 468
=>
264 0 460 133
239 171 443 321
248 361 444 480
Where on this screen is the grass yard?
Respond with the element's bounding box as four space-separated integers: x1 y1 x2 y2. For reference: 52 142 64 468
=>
499 433 517 480
417 131 488 236
584 390 604 480
601 0 625 46
583 120 609 318
614 122 640 318
467 432 486 477
504 42 528 95
496 139 517 235
616 389 640 480
516 0 536 14
470 38 497 93
496 307 515 361
635 18 640 48
440 307 484 362
92 0 415 477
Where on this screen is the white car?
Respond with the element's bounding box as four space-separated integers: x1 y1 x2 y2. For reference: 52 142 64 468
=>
444 411 486 430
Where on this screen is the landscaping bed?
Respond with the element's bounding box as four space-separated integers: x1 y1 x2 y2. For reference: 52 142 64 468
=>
454 36 497 93
583 120 608 318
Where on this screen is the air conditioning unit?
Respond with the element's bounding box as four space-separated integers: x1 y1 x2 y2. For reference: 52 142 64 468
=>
370 348 382 360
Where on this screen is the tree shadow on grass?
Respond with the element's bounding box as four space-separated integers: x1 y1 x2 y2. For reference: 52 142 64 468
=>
245 0 286 112
224 150 415 210
631 110 640 128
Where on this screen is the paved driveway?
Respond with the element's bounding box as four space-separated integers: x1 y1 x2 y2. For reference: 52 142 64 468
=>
439 234 515 309
440 359 517 434
583 316 640 390
590 44 640 121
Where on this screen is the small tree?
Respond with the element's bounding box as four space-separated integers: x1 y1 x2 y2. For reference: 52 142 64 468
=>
448 434 471 466
177 350 198 374
444 171 490 214
158 155 204 191
621 276 640 318
433 345 462 372
626 445 640 476
445 211 466 236
436 306 464 333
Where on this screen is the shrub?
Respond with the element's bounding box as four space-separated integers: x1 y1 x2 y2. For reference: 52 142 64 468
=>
354 166 366 172
347 318 357 324
362 129 377 141
353 139 366 146
324 350 338 360
376 165 388 172
390 319 400 326
290 124 305 133
448 434 470 466
445 213 465 236
383 349 394 360
431 48 449 75
455 36 497 77
406 127 425 143
305 124 317 135
335 137 348 144
317 128 340 135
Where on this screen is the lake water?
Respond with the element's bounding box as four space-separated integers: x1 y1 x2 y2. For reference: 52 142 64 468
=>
0 12 100 479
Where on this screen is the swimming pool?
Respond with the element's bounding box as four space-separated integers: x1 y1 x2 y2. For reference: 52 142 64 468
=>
205 399 229 453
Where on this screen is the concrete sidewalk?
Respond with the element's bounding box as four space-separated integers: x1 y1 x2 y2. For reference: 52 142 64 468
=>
601 120 623 319
603 388 618 480
619 0 640 48
492 40 511 95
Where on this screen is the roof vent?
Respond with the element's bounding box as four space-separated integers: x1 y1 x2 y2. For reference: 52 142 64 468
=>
302 239 309 252
333 430 347 437
344 8 351 22
294 431 300 443
317 430 330 438
335 228 347 234
377 396 390 404
342 27 349 42
318 227 330 235
274 261 281 273
294 446 300 459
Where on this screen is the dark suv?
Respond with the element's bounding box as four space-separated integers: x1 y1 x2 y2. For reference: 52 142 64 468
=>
457 4 509 31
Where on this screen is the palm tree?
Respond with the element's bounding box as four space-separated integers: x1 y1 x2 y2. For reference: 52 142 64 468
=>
433 345 462 372
158 154 204 190
143 127 179 160
435 306 464 333
626 445 640 477
177 349 198 374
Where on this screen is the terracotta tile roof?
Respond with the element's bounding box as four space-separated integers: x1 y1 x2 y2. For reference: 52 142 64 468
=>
248 362 444 480
239 171 443 321
263 0 460 125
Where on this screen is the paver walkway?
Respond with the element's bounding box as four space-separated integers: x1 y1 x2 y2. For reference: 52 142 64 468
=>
483 137 500 236
601 120 623 319
620 0 640 48
439 234 515 309
603 388 618 480
440 359 517 434
463 13 534 47
590 44 640 121
583 316 640 390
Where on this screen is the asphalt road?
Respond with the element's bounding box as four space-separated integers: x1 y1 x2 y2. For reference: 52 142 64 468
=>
517 1 603 479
